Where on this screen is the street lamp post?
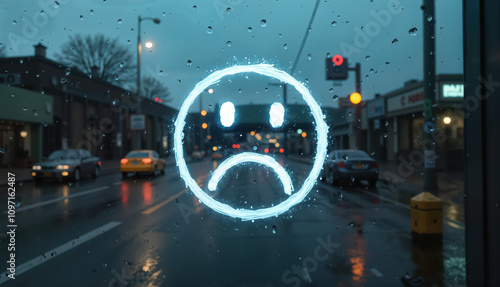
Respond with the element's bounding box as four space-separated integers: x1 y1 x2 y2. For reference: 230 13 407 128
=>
268 83 288 157
135 16 160 150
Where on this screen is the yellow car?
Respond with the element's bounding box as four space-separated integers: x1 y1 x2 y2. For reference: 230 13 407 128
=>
120 150 166 178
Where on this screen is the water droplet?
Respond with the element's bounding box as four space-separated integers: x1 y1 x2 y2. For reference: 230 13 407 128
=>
60 78 67 84
272 225 277 234
370 68 375 73
260 19 267 27
207 26 213 34
331 21 337 27
326 52 331 58
117 19 122 24
307 54 312 60
385 62 390 65
391 38 399 44
158 70 163 75
53 1 60 8
90 9 94 15
365 55 370 60
427 16 433 22
187 60 192 66
383 133 388 138
12 20 17 25
329 88 334 93
40 10 45 15
23 107 28 111
408 27 418 36
80 15 84 20
247 27 252 32
0 148 3 154
226 41 232 47
371 219 376 225
283 43 287 50
226 7 231 13
33 109 38 117
65 68 71 76
333 95 338 100
42 121 48 127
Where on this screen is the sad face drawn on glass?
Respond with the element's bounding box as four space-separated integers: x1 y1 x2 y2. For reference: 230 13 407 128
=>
174 64 328 221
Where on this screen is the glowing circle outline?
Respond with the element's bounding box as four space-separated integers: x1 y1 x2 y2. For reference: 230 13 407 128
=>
174 64 328 221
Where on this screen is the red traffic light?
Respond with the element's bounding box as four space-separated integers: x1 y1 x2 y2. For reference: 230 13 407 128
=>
332 55 344 66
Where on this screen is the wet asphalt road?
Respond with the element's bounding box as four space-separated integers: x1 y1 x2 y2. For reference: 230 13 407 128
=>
0 157 465 287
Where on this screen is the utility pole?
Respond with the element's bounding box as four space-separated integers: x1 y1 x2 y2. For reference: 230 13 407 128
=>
422 0 438 192
348 63 362 149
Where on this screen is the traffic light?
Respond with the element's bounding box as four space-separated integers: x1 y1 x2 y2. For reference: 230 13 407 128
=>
350 92 362 104
326 55 348 80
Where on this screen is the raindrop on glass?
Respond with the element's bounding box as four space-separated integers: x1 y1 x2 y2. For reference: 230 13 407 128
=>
23 107 28 112
260 19 267 27
283 44 287 50
342 154 348 161
33 109 38 117
192 5 197 11
65 68 71 76
40 10 45 15
307 54 312 60
333 95 338 100
365 55 370 60
187 60 192 66
391 38 399 44
409 27 418 36
331 21 337 27
427 16 433 22
247 27 252 32
272 225 277 234
53 1 60 8
329 88 334 93
226 7 231 13
90 9 94 15
226 41 232 47
12 20 17 25
117 19 123 24
80 15 84 20
207 26 213 34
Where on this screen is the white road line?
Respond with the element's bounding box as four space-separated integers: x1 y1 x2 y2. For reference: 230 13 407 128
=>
370 268 384 277
7 186 109 213
0 221 121 284
113 181 122 185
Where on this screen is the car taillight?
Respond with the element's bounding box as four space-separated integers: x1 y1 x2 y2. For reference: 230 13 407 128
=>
120 158 128 165
98 161 101 166
142 158 152 164
337 161 347 168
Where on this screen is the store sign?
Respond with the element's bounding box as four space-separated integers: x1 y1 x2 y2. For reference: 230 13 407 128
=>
443 84 464 98
0 73 21 85
367 98 385 118
387 87 424 112
130 114 146 130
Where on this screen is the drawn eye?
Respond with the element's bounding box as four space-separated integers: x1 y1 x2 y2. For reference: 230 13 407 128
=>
269 102 284 128
220 101 235 127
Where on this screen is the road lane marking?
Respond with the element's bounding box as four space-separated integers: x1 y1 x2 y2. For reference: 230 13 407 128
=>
4 186 109 213
370 268 384 277
141 189 188 215
113 181 122 185
141 175 207 215
0 221 121 284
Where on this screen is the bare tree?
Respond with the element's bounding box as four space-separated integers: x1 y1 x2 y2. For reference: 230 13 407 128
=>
0 45 6 57
141 76 171 102
57 34 135 86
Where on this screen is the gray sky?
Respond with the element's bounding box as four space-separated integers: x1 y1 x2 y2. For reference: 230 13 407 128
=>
1 0 463 112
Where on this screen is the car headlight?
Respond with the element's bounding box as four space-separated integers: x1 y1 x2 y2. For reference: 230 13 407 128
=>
56 165 71 170
32 165 41 170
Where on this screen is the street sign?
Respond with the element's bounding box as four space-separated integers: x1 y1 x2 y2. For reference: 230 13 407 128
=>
339 97 352 107
130 114 146 130
326 56 348 80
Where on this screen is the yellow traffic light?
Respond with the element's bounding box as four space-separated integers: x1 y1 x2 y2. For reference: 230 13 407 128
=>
250 131 255 136
202 123 208 129
301 132 307 138
350 92 362 104
201 110 207 116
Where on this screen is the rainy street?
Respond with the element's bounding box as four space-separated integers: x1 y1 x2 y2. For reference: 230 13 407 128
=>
0 158 464 286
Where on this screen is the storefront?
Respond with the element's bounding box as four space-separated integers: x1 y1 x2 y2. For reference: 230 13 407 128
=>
366 96 387 161
375 75 463 170
0 84 53 167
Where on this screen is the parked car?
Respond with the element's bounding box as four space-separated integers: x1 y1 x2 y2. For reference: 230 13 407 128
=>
120 150 166 178
321 149 379 186
31 149 101 182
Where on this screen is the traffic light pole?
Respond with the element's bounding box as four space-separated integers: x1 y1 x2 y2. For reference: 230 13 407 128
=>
422 0 438 193
348 63 362 149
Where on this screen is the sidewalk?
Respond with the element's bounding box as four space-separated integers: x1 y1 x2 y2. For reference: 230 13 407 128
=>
0 157 177 186
287 155 465 206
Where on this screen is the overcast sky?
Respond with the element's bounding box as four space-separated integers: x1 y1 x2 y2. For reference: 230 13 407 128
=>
1 0 463 112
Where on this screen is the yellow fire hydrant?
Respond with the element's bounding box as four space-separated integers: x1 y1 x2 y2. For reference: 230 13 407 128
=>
410 192 443 237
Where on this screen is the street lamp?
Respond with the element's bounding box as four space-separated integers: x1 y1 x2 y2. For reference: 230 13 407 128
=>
135 16 160 150
145 42 153 49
